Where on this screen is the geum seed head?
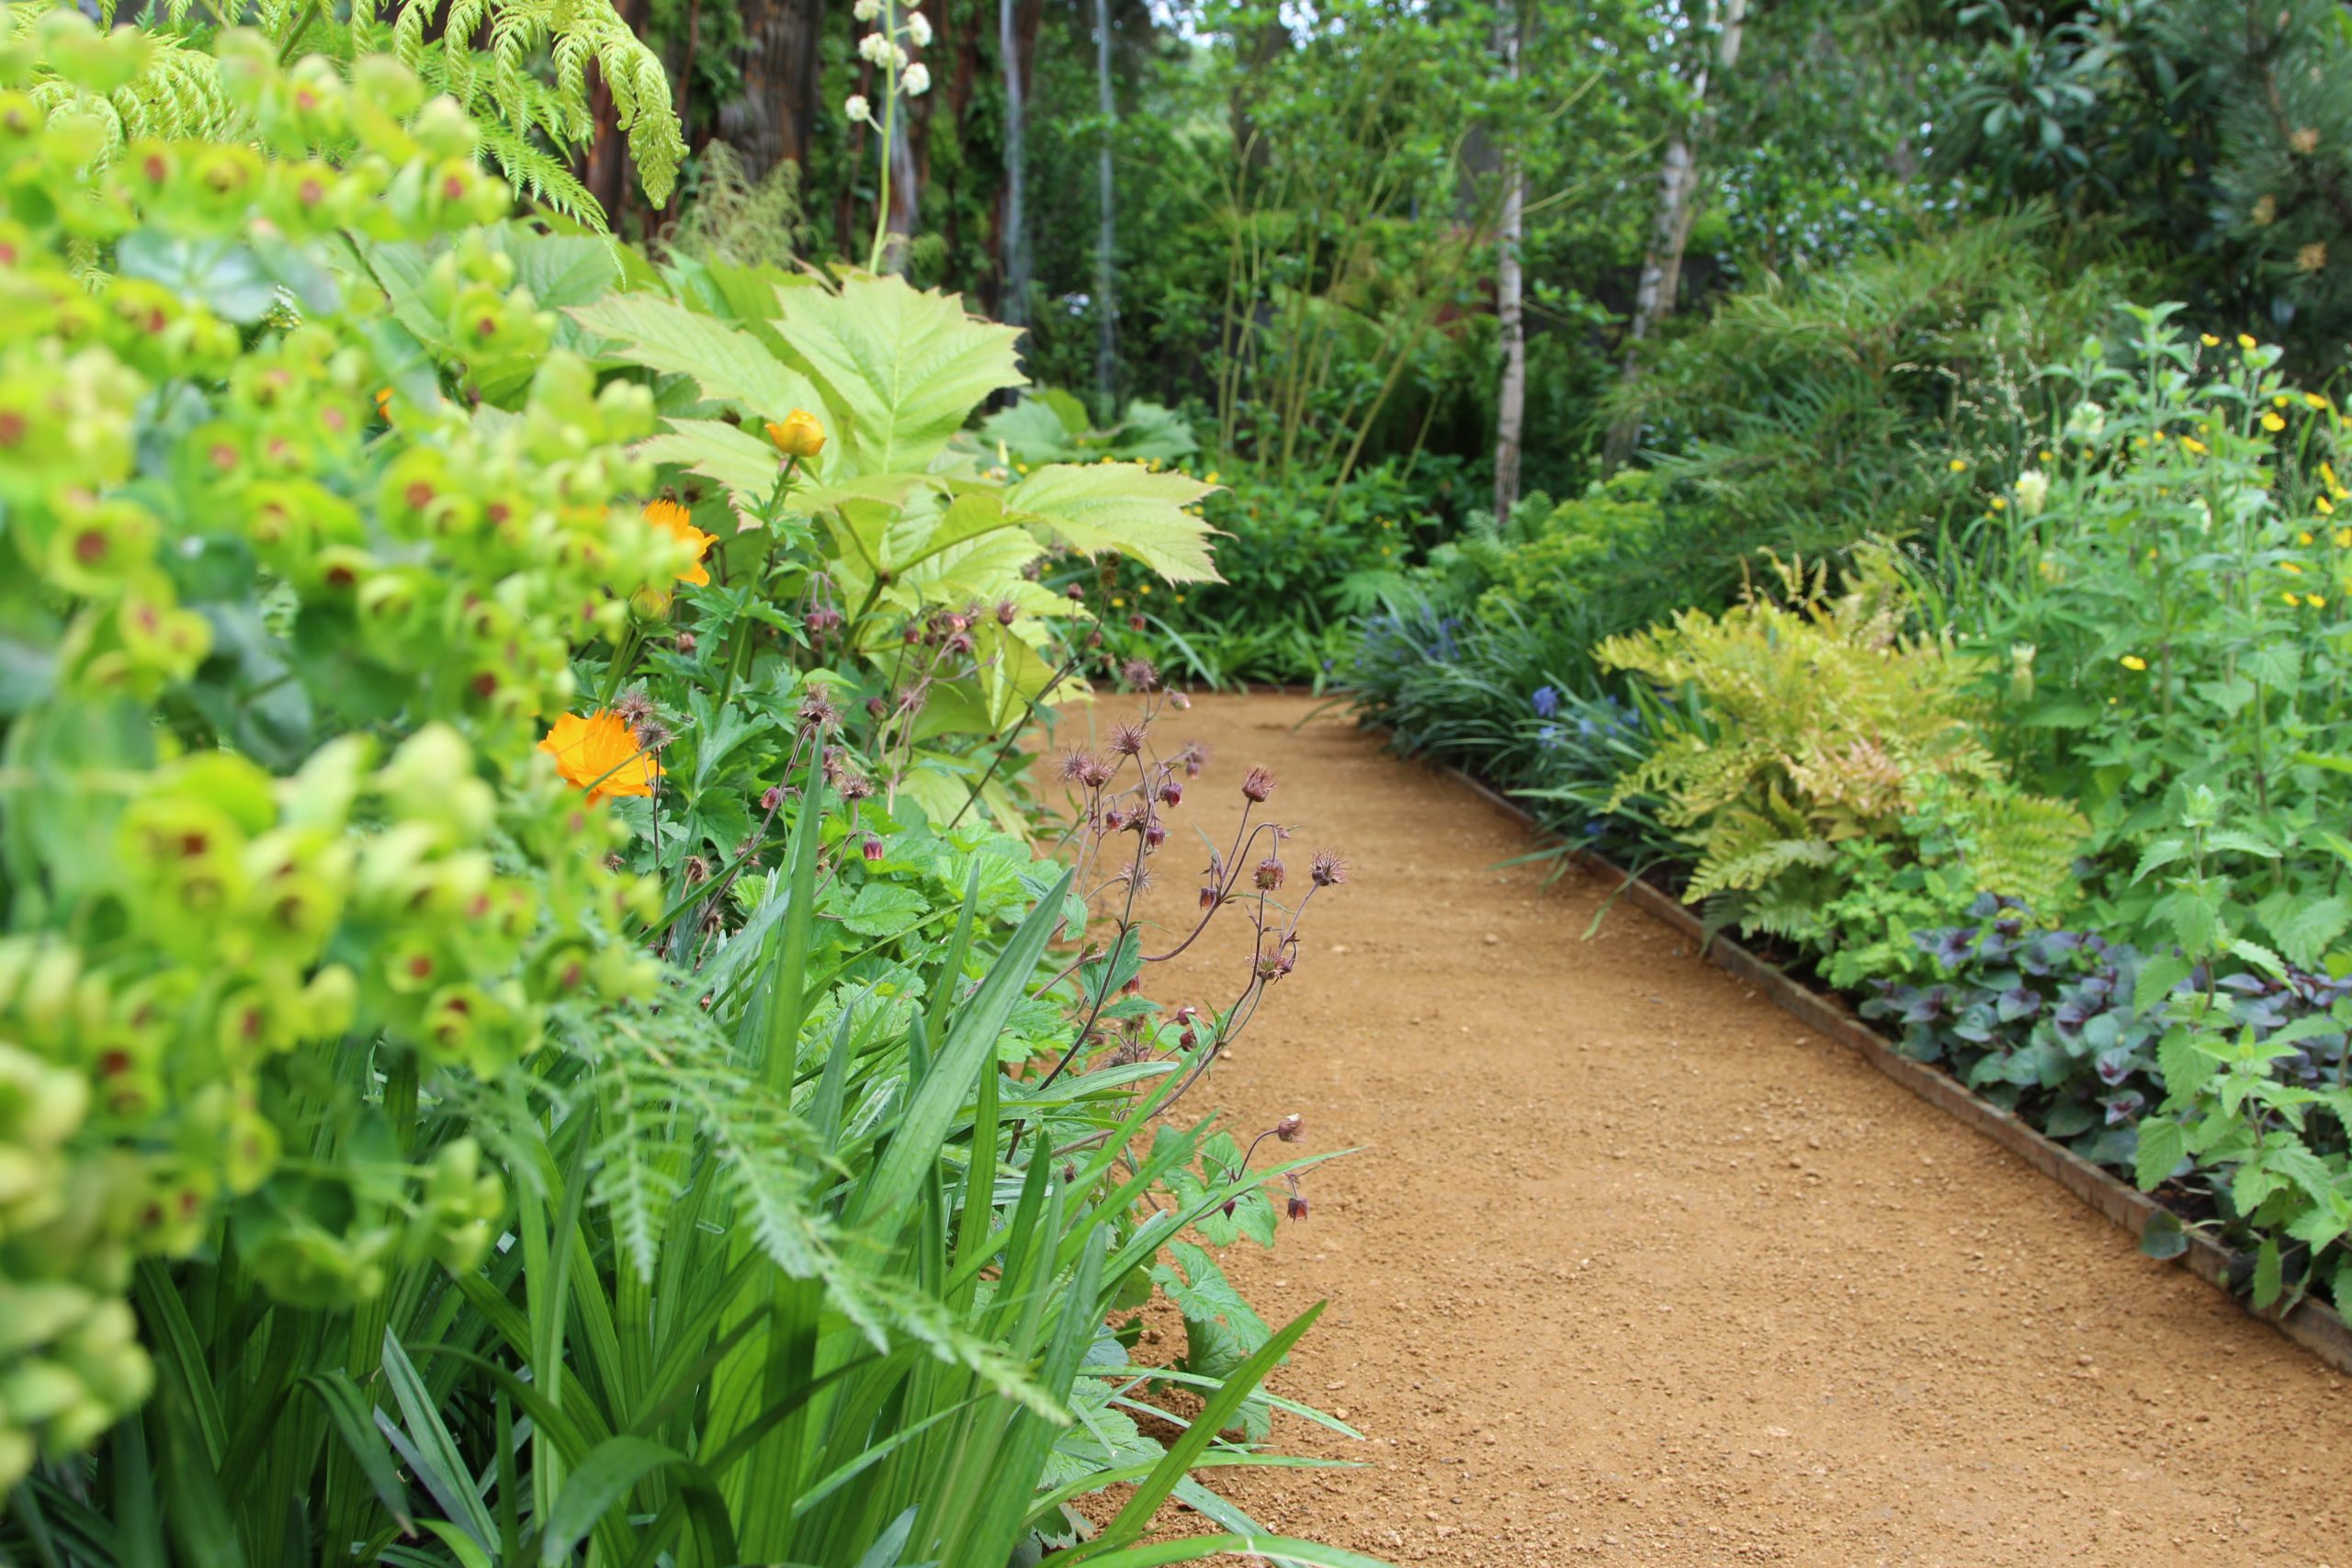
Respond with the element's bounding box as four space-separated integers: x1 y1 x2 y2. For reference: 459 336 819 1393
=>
1310 851 1348 887
1241 766 1274 802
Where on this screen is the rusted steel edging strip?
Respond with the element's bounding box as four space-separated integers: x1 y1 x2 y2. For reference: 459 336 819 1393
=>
1430 755 2352 1374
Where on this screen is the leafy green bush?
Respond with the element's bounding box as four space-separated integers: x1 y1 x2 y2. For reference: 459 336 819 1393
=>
0 21 1379 1567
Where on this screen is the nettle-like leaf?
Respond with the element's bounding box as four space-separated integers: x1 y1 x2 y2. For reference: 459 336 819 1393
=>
1005 464 1224 583
772 275 1025 474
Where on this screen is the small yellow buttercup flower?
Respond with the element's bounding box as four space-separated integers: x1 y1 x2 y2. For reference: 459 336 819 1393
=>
2200 333 2221 346
2310 594 2327 609
2275 394 2292 409
1948 457 1967 473
764 409 827 459
1989 496 2007 511
2039 449 2055 462
2120 655 2148 671
2322 495 2339 515
2263 412 2287 433
2181 436 2209 456
2285 591 2302 605
2306 392 2331 411
2283 561 2304 574
2336 526 2352 548
2301 530 2316 546
2239 333 2260 351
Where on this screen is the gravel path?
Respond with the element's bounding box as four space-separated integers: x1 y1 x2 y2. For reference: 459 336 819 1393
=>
1099 691 2352 1567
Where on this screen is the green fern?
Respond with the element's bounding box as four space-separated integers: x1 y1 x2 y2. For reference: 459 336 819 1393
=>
16 4 243 154
1601 546 2086 915
379 0 684 213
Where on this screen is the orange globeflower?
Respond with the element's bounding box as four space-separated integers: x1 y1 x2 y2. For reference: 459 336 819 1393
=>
538 711 662 803
643 499 717 586
765 409 827 459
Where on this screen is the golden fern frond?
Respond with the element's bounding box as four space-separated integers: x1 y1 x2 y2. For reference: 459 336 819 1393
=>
1962 791 2086 913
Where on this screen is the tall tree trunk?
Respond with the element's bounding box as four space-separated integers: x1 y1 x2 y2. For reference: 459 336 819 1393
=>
720 0 825 181
1000 0 1033 326
1601 0 1747 474
1491 0 1525 522
581 0 645 230
1091 0 1118 418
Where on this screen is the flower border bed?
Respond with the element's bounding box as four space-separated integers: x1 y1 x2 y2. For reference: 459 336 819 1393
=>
1431 757 2352 1374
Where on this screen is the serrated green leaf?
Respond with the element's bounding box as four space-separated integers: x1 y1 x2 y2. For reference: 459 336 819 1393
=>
637 418 781 528
773 275 1025 473
1006 463 1224 583
570 293 827 428
2252 1235 2283 1309
2134 1116 2187 1190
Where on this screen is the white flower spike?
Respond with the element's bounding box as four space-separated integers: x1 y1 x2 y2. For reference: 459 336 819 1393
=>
857 30 893 64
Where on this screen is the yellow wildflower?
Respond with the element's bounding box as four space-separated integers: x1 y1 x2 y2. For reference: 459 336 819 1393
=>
2200 333 2221 347
2120 655 2148 671
2301 530 2316 546
1989 496 2007 511
2284 561 2304 574
2324 496 2341 515
764 410 827 459
2275 394 2293 409
1138 583 1152 595
2181 437 2209 456
1948 458 1968 473
2306 393 2331 412
2239 333 2260 351
2285 591 2303 605
2311 594 2328 609
2263 412 2287 433
539 711 662 804
643 500 717 587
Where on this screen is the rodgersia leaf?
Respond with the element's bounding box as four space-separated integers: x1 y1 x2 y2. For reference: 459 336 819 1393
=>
772 276 1026 474
1005 463 1223 584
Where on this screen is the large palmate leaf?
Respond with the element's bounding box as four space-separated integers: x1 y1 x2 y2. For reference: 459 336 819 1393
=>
772 275 1025 474
635 418 782 529
568 293 828 440
1005 464 1224 583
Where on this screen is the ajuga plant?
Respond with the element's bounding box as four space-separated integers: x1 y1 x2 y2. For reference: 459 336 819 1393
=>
1597 547 2086 935
21 0 684 227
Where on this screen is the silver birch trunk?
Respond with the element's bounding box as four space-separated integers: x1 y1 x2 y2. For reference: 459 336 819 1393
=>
1492 4 1525 522
1091 0 1118 420
1602 0 1747 472
1001 0 1029 327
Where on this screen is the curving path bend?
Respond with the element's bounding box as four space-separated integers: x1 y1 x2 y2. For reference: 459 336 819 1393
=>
1094 691 2352 1568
